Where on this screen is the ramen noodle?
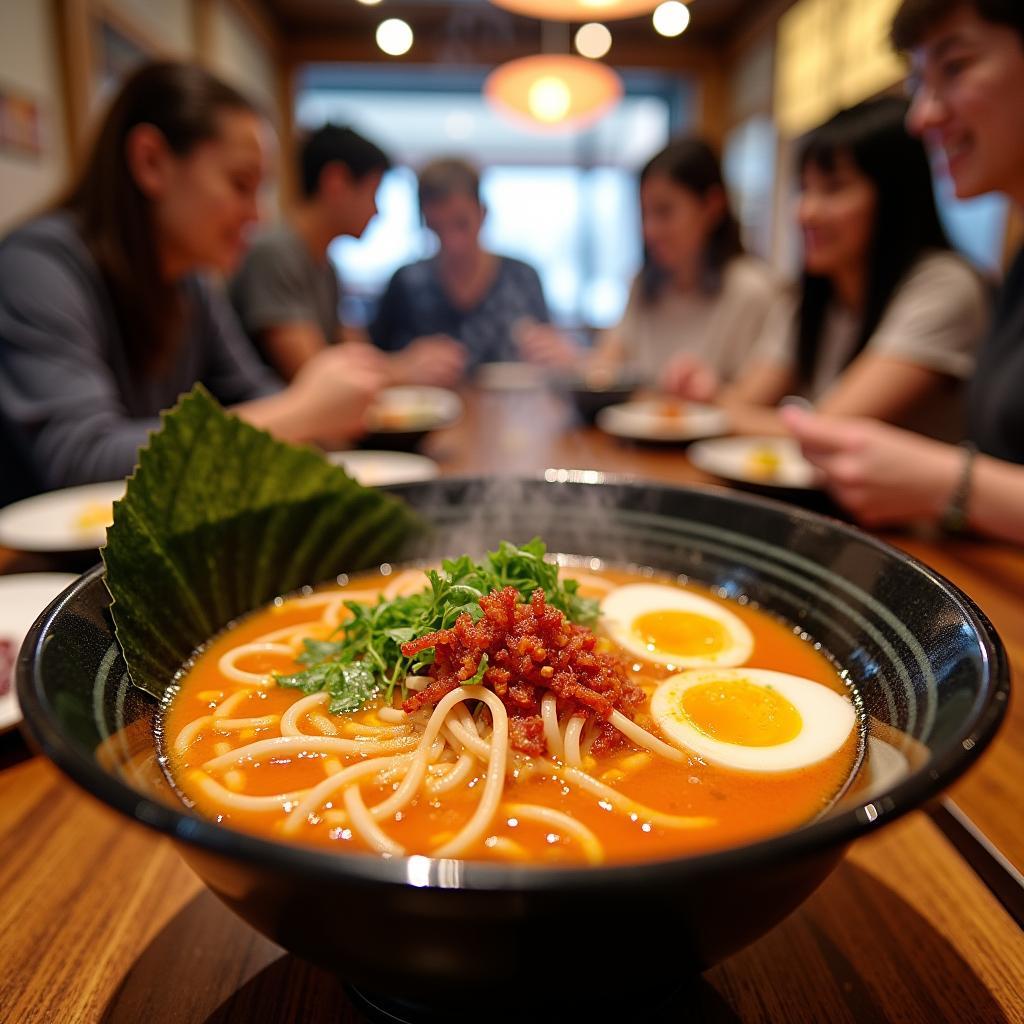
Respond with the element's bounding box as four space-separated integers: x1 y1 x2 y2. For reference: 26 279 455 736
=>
163 562 861 865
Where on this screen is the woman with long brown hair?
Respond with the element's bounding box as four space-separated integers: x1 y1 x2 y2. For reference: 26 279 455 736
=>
588 137 777 385
0 62 384 506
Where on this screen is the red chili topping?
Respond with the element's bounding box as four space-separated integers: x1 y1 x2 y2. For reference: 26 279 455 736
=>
401 587 643 757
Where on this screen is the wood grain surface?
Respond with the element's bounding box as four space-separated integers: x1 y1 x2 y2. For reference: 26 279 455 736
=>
0 753 1020 1024
1 386 1021 1023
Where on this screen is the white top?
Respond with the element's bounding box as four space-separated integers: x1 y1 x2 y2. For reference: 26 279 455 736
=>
755 251 987 390
613 256 778 382
753 251 989 439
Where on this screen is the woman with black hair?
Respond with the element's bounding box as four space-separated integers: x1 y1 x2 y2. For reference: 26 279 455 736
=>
592 138 776 385
781 0 1024 543
699 97 988 438
0 62 384 506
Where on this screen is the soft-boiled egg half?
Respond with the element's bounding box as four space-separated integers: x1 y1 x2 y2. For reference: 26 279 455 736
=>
601 583 754 667
651 668 857 772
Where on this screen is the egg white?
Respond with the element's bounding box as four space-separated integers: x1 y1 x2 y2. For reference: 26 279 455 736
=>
650 668 857 772
601 583 754 667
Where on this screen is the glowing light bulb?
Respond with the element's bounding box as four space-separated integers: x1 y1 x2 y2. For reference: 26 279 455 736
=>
653 1 690 37
485 55 621 132
376 18 413 56
575 22 612 59
528 76 572 123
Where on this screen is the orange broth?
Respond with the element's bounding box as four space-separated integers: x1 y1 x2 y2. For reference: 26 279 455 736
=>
162 565 862 865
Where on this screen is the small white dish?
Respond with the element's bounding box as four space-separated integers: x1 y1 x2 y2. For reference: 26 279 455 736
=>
365 386 463 435
596 399 729 443
0 481 125 552
0 572 78 733
326 450 440 487
687 436 822 490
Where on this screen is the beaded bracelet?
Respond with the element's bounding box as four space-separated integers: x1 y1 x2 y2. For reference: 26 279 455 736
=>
940 441 978 534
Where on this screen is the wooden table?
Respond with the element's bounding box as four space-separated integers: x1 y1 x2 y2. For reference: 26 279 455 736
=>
1 388 1022 1023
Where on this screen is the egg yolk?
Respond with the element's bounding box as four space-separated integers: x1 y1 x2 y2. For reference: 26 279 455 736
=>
679 679 802 747
75 501 113 531
632 610 730 658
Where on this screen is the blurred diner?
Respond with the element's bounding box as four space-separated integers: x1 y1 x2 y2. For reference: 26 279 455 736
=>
367 157 570 372
588 137 777 391
669 98 989 440
230 125 463 387
0 62 385 506
783 0 1024 543
230 124 390 377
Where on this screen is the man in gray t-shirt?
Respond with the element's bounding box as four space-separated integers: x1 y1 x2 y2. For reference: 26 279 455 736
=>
231 223 341 360
230 125 388 381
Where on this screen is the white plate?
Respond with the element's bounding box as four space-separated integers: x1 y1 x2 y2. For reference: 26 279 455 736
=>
326 450 440 487
0 573 78 733
688 436 822 489
596 399 729 443
0 481 125 552
366 386 463 433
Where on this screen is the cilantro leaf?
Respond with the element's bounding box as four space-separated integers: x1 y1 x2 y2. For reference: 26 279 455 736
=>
276 662 338 695
297 638 345 666
277 661 380 713
327 664 379 714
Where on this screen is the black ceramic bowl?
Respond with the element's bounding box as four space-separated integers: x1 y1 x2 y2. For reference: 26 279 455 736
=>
357 428 434 453
16 478 1009 1022
359 386 463 453
550 370 646 424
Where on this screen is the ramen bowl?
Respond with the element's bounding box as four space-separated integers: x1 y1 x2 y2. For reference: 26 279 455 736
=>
360 385 463 452
16 477 1008 1022
549 369 646 424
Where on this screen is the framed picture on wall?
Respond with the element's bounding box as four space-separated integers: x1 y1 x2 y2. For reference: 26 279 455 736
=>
94 15 155 106
58 0 168 157
0 84 45 158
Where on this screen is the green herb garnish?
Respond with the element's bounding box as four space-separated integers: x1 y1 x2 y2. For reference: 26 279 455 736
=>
465 653 489 687
276 538 598 712
275 661 378 714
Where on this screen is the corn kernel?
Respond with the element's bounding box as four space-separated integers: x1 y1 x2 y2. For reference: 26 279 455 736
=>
619 753 653 773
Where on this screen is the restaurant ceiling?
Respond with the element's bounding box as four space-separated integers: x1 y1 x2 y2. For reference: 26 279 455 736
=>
264 0 764 47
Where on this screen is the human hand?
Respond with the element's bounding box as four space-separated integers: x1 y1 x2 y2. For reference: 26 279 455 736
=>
336 340 390 372
780 406 963 527
661 353 720 402
514 319 581 370
388 335 467 387
288 344 388 445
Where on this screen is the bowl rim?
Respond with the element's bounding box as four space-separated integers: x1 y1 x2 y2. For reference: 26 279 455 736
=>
16 476 1011 891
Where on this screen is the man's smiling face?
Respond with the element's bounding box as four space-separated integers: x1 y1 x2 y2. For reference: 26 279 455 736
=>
905 6 1024 203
